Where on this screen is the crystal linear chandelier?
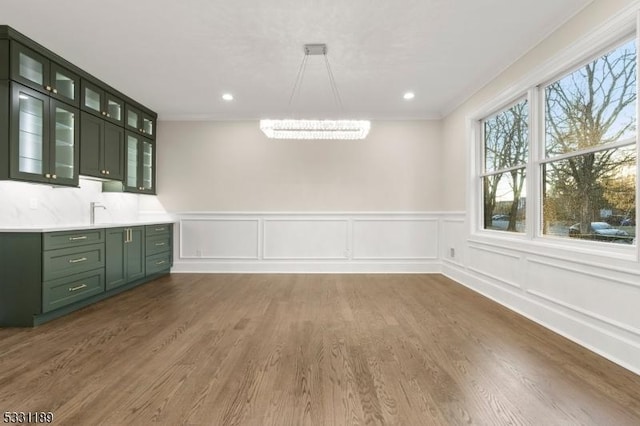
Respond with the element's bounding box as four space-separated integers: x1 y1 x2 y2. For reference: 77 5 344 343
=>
260 119 370 140
260 44 371 140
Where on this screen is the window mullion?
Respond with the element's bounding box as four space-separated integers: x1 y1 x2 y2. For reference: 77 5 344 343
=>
539 138 636 164
528 87 541 241
480 164 526 177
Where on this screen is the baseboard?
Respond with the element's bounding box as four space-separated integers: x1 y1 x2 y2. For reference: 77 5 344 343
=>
172 260 442 274
442 262 640 376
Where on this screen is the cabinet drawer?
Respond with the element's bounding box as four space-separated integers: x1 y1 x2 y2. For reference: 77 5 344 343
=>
43 229 104 250
146 235 170 256
43 243 105 281
145 224 171 237
146 252 171 275
43 269 105 313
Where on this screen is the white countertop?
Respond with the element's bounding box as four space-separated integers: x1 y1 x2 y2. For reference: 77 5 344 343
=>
0 219 176 233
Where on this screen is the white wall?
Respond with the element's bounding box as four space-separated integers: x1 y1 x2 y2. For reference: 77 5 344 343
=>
156 120 441 212
441 0 640 375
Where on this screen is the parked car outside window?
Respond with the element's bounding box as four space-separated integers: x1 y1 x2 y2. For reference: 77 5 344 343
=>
568 222 633 243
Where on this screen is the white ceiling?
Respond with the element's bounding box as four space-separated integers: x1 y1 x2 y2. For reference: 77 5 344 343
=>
3 0 593 120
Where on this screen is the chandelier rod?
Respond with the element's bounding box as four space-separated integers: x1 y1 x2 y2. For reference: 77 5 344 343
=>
324 53 344 111
287 53 309 107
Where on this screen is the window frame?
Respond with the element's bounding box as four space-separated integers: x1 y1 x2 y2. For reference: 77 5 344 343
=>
479 96 530 236
469 11 639 261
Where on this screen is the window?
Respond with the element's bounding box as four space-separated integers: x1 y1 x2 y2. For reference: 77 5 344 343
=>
479 36 637 247
482 99 529 233
542 39 636 245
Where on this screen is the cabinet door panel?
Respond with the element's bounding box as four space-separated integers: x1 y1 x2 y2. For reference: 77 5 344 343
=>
125 104 141 132
50 62 80 106
10 42 49 93
127 227 146 282
10 83 49 183
141 139 154 192
104 93 124 125
142 113 155 138
103 122 124 180
79 112 103 178
81 80 103 115
50 100 79 186
125 133 139 191
105 228 127 290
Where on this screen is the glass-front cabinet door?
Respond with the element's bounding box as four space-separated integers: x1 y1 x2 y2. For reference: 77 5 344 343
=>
10 83 49 183
11 42 48 93
81 80 103 115
124 132 155 194
142 113 155 138
11 42 79 106
10 83 78 186
50 62 79 106
104 92 123 125
125 133 139 191
50 100 79 186
141 139 154 192
125 104 140 133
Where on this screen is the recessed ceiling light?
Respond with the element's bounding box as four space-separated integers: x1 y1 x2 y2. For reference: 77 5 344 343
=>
403 92 415 100
222 93 234 101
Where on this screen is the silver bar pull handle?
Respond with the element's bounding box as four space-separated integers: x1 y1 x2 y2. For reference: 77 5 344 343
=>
69 257 88 264
155 227 165 231
69 236 88 241
69 284 88 292
156 260 166 265
155 242 165 246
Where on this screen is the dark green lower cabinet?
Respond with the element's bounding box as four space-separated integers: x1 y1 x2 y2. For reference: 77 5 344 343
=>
0 222 172 327
105 227 145 291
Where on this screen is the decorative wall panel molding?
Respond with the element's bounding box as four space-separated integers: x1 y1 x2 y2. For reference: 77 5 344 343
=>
467 244 522 289
263 219 349 260
180 218 259 259
352 218 438 260
173 212 444 273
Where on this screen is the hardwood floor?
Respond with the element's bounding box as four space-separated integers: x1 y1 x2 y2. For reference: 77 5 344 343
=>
1 273 639 425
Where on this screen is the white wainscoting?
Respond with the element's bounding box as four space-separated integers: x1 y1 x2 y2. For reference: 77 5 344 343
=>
352 219 438 260
173 212 443 273
440 213 640 375
263 219 349 260
180 219 259 259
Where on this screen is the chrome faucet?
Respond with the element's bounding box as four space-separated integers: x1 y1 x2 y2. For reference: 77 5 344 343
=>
90 202 107 225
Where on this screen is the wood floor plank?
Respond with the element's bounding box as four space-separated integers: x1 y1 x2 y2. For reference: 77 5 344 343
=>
1 273 639 425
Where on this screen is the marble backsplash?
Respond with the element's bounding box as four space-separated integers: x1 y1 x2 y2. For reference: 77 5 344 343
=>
0 178 172 227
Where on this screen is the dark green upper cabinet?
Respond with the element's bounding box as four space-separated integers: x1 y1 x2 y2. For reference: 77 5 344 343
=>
81 79 124 126
80 112 124 180
125 103 156 139
124 132 155 194
9 82 79 186
1 25 158 191
10 41 80 107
